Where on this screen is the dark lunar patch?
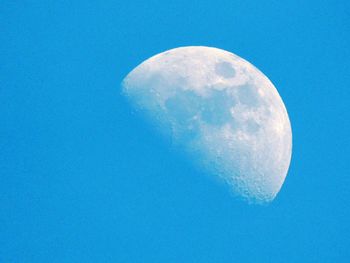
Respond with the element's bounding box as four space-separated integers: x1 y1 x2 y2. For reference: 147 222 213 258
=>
165 90 201 123
245 120 261 133
215 62 236 78
201 89 235 126
237 84 260 107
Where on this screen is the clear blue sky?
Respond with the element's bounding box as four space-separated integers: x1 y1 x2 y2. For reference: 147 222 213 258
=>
1 1 349 262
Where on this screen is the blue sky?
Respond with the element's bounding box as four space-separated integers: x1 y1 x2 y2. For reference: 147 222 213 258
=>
1 1 349 262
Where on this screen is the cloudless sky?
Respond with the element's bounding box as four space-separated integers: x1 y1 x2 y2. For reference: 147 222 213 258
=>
1 1 349 262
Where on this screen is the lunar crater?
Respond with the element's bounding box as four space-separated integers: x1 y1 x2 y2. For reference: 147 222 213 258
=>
215 61 236 78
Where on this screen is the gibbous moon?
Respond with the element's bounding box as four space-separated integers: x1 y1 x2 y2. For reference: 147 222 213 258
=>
122 46 292 203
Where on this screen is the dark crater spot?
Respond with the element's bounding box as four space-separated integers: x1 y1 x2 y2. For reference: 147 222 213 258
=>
245 120 260 133
165 91 201 126
215 62 236 78
201 89 235 126
237 84 260 107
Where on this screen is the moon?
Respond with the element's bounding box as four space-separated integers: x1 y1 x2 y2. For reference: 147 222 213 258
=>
122 46 292 203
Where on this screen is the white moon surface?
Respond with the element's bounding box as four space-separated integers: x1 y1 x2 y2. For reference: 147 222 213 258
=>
122 46 292 203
